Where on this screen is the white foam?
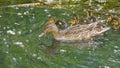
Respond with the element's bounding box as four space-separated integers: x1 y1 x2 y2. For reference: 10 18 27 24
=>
14 42 24 48
7 30 16 35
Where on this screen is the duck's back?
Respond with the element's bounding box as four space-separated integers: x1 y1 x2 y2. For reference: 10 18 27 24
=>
57 22 110 42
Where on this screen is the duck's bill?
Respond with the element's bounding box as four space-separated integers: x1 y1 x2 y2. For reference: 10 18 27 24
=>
39 33 45 38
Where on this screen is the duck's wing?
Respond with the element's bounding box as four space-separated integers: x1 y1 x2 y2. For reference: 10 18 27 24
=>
60 22 98 34
56 29 93 42
56 25 110 42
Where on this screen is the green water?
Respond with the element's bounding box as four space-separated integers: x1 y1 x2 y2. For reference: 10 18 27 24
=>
0 6 120 68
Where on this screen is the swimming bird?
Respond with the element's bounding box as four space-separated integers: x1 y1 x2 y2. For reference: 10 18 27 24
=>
106 14 113 25
86 10 98 23
47 16 67 30
70 14 88 26
106 15 120 31
111 18 120 31
39 21 110 42
70 10 98 26
55 20 67 30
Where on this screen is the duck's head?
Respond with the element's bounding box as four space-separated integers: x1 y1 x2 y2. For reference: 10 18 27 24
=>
48 17 56 23
106 15 113 23
44 23 59 37
70 18 76 26
39 23 59 38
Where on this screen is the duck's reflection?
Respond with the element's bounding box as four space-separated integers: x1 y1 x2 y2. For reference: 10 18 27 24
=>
40 38 60 56
40 38 104 56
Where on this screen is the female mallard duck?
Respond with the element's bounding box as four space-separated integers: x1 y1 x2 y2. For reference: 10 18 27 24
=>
39 21 110 42
106 15 120 30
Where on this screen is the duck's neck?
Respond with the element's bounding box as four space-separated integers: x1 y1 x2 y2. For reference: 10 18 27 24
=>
51 24 60 37
45 23 60 38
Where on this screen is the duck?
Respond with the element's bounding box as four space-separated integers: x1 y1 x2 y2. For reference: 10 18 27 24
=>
70 18 77 26
70 14 88 26
46 16 56 23
70 14 79 26
70 10 98 26
39 21 110 42
106 14 113 25
86 10 98 23
106 15 120 31
46 16 67 30
55 20 67 30
111 18 120 31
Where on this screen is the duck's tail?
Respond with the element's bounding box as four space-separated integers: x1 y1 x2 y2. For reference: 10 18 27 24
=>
96 27 110 35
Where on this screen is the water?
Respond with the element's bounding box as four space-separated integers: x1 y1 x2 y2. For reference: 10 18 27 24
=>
0 6 120 68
